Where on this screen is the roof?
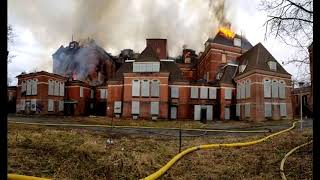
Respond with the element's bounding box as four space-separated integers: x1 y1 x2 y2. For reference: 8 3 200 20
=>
109 61 186 82
235 43 291 76
218 65 238 85
135 46 159 62
16 71 67 80
206 32 253 50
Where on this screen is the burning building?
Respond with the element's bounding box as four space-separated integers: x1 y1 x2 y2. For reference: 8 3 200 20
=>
52 40 116 86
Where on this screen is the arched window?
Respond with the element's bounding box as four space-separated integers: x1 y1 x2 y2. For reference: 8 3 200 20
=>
31 79 38 95
151 80 160 97
26 79 32 95
48 79 54 95
240 81 245 99
245 79 251 98
54 80 60 96
21 81 26 93
279 80 286 99
264 79 271 98
272 79 279 98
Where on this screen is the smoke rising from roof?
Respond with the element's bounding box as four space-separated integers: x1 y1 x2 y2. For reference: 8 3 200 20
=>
9 0 234 56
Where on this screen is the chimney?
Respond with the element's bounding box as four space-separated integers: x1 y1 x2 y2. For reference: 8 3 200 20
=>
146 39 167 59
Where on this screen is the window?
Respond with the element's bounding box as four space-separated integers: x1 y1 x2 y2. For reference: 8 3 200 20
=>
222 54 226 63
236 104 240 117
171 86 179 98
279 80 286 99
100 89 106 99
48 80 54 95
240 82 245 99
114 101 122 114
191 87 199 99
234 38 241 47
59 100 64 111
20 99 25 110
280 103 287 117
21 81 26 93
152 63 160 72
239 65 246 73
264 79 271 98
80 86 84 97
272 80 279 98
133 62 160 72
31 79 38 95
209 87 217 99
245 103 250 117
216 72 223 80
132 101 140 115
200 87 208 99
268 61 277 71
151 102 159 115
236 83 240 99
245 79 251 98
90 90 94 98
60 82 65 96
225 88 232 100
264 103 272 117
132 80 140 97
48 99 54 112
141 80 150 97
26 80 32 95
54 81 60 96
151 80 160 97
31 99 36 111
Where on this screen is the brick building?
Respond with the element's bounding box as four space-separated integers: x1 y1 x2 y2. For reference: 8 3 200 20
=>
16 71 67 115
11 28 294 121
8 86 17 113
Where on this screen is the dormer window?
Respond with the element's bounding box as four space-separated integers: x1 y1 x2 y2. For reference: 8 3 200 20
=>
234 38 241 47
268 61 277 71
205 42 210 48
239 65 247 73
216 72 223 80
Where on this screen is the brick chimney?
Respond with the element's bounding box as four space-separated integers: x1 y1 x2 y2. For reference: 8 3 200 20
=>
146 39 167 59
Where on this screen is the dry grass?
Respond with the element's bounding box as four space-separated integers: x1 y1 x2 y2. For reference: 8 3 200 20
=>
8 124 312 180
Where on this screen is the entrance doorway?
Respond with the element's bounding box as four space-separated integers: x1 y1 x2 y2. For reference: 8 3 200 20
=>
200 108 207 123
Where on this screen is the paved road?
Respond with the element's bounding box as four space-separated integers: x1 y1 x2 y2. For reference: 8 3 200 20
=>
8 116 313 138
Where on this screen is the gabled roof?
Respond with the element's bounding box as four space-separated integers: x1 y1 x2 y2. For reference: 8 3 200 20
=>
219 65 238 85
235 43 291 76
135 46 159 62
206 32 253 50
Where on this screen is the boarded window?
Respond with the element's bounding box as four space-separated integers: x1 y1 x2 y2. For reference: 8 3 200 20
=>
245 103 250 117
152 63 160 72
60 82 65 96
151 102 159 115
100 89 106 99
90 89 94 98
264 79 271 98
132 80 140 97
236 83 240 99
132 101 140 115
21 81 26 93
114 101 122 114
48 99 54 112
171 86 179 98
59 100 64 111
20 99 25 111
194 105 201 120
264 103 272 117
268 61 277 71
190 87 199 99
54 81 60 96
280 103 287 117
80 86 84 97
272 80 279 98
133 63 140 72
48 80 54 95
31 99 36 111
240 82 245 99
133 62 160 72
171 106 177 119
31 79 38 95
224 107 230 120
200 87 208 99
209 87 217 99
151 80 160 97
206 105 213 120
245 80 251 98
141 80 150 97
26 80 32 95
279 81 286 99
236 104 240 117
225 88 232 100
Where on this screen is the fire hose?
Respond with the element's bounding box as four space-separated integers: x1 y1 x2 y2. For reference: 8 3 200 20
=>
141 121 299 180
279 140 313 180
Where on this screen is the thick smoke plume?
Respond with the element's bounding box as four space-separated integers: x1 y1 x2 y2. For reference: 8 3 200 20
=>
9 0 234 57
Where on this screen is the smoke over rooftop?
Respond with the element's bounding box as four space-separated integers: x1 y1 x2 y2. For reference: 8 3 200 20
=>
9 0 235 56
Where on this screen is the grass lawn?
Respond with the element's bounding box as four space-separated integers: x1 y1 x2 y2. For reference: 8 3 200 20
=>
8 124 312 179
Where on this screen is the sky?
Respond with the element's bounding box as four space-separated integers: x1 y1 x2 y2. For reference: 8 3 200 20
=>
8 0 302 86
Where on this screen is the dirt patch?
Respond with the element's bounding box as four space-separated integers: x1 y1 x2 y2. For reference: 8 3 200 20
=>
8 124 312 179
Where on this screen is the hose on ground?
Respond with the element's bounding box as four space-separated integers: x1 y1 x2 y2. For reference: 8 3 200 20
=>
141 121 299 180
8 174 50 180
279 140 313 180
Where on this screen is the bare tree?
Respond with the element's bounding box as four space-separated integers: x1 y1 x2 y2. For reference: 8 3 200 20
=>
8 24 16 63
260 0 313 80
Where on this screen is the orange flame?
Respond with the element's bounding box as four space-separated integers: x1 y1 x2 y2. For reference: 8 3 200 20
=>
218 27 235 39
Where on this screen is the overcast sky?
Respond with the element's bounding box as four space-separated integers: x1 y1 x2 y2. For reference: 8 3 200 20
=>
8 0 301 86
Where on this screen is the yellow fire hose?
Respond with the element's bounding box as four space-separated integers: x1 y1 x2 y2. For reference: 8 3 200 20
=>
279 140 313 180
141 121 299 180
8 174 50 180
